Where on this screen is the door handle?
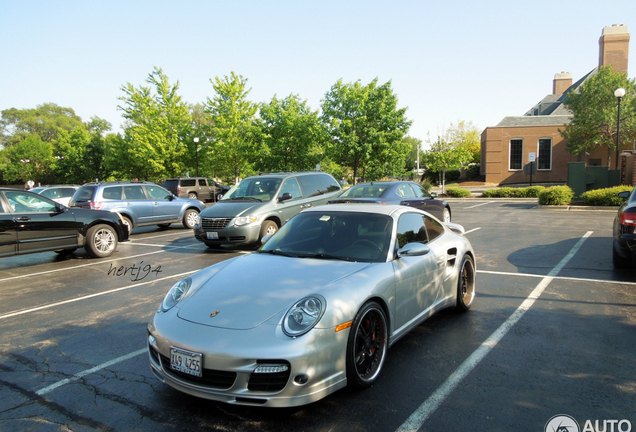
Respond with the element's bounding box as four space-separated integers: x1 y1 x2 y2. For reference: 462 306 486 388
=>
436 256 446 266
15 216 31 222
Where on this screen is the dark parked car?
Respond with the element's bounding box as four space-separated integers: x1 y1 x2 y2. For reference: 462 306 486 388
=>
329 181 451 222
69 181 206 232
0 188 129 258
613 188 636 268
162 177 230 202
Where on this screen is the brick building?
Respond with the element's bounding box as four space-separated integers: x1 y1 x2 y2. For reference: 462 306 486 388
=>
481 24 630 185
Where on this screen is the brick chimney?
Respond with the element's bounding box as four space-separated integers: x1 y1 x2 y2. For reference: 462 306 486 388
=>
553 71 572 95
599 24 630 74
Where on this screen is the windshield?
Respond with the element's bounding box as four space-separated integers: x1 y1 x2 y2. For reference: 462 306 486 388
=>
339 183 388 199
259 211 393 263
221 177 282 202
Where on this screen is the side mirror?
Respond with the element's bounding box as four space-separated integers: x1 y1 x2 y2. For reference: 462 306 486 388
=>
397 242 431 258
278 192 292 202
169 194 176 201
618 191 631 199
430 192 438 198
55 203 67 213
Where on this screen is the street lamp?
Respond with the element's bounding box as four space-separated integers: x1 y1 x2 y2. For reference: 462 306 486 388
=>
615 87 626 172
194 137 199 177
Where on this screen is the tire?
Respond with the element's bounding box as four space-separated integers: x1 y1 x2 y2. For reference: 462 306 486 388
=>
443 207 451 223
456 255 476 312
346 301 388 388
188 192 197 199
85 224 118 258
183 209 199 229
121 215 133 233
157 223 171 229
259 220 278 242
613 244 631 269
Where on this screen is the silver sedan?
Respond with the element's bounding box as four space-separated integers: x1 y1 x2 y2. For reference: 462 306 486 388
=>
147 204 476 407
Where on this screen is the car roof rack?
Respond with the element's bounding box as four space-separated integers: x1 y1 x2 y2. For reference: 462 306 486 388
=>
81 180 155 185
257 171 324 176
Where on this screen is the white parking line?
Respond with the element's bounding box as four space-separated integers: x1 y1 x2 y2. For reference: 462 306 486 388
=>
396 231 593 432
478 269 636 286
0 270 199 321
465 201 494 209
464 227 481 235
36 348 147 396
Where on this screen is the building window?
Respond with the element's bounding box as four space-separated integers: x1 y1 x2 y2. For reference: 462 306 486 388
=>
509 139 523 170
538 138 552 170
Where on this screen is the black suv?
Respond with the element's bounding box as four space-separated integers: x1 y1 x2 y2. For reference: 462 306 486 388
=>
162 177 230 202
193 171 342 247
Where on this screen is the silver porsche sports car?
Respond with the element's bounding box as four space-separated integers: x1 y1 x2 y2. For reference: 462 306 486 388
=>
147 204 476 407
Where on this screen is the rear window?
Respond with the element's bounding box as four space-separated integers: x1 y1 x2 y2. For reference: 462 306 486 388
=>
163 180 179 189
72 186 97 202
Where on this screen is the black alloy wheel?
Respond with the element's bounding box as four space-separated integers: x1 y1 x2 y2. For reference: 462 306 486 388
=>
346 301 388 388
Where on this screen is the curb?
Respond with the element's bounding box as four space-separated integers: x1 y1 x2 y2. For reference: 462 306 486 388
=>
441 197 619 212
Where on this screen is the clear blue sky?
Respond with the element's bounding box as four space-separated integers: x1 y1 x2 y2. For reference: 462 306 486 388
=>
1 1 634 147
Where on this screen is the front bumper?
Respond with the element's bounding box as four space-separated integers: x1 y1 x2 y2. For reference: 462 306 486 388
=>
194 223 261 246
147 313 349 407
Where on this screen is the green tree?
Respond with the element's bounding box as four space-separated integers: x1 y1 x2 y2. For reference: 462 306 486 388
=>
321 78 411 183
1 134 55 184
52 128 111 183
205 72 258 183
1 103 85 148
444 121 481 164
118 67 193 180
422 138 472 194
255 94 327 172
562 66 636 166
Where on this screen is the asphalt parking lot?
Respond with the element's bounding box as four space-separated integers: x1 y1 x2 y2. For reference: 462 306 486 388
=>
1 200 634 432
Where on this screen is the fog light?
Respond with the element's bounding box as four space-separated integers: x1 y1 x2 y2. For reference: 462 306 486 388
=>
254 364 289 374
148 334 157 349
294 374 308 385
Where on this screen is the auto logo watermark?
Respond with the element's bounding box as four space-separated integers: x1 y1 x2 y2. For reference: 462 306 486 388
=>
546 415 632 432
546 415 580 432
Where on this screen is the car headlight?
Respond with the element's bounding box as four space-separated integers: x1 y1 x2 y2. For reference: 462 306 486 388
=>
234 214 258 226
283 296 326 337
160 277 192 312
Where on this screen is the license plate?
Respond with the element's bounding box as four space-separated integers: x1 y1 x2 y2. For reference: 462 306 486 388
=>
206 232 219 239
170 347 203 377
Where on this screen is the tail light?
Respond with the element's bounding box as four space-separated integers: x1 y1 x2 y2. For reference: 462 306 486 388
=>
178 185 181 195
620 211 636 226
90 201 103 210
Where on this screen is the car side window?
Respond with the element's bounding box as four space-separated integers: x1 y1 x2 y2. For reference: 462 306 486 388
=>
318 174 340 193
123 185 146 200
181 179 196 187
279 178 302 201
41 189 59 199
297 175 322 198
396 184 415 198
145 185 171 200
410 183 431 198
198 179 207 186
5 191 57 213
424 216 445 242
396 213 428 248
103 186 123 200
60 188 77 198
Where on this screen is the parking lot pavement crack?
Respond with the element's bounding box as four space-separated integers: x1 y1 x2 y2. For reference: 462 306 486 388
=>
0 377 116 431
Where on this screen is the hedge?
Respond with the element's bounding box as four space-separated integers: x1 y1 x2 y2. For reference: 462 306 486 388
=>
538 186 574 205
481 186 546 198
581 185 634 206
445 187 472 198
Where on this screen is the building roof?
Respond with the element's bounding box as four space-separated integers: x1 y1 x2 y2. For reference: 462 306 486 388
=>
494 67 600 128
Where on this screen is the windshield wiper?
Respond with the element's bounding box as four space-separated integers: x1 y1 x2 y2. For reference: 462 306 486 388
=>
230 197 263 202
297 253 352 261
259 249 296 257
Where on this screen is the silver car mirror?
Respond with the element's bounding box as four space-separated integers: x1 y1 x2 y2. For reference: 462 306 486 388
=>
444 222 466 235
397 242 431 258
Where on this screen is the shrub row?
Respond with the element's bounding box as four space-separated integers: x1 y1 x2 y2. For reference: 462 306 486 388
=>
581 185 634 206
538 186 575 205
444 187 472 198
481 186 546 198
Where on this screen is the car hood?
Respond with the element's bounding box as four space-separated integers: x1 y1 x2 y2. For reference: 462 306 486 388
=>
200 201 267 217
177 253 371 330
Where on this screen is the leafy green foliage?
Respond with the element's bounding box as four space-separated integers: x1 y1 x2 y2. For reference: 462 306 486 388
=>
562 66 636 163
581 185 633 206
2 134 55 183
118 67 193 180
422 140 472 193
444 187 471 197
205 72 259 183
538 186 574 205
482 186 546 198
255 94 326 172
321 78 411 183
